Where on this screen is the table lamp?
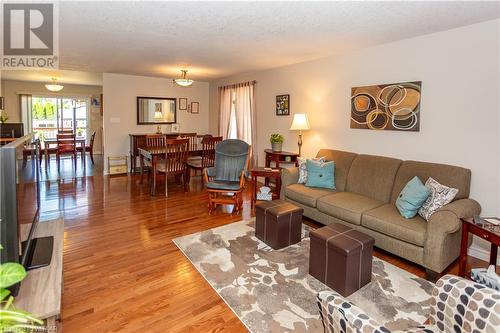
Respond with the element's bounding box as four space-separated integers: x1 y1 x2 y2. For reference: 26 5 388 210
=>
290 113 310 156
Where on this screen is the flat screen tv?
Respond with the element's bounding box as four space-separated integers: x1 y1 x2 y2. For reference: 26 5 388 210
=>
0 134 53 296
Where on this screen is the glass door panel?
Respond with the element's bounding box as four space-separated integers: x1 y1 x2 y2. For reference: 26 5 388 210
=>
31 97 58 142
31 96 89 140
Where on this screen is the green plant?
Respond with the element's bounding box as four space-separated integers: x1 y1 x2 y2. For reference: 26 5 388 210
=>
270 133 284 144
0 111 8 124
0 246 44 332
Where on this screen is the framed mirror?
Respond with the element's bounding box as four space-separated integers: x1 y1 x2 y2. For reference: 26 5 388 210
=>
137 96 176 124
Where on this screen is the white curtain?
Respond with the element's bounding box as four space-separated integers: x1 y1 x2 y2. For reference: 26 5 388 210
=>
20 94 32 134
234 82 257 167
218 86 232 139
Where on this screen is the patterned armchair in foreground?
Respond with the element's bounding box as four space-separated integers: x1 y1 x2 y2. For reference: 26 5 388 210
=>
317 274 500 333
204 139 251 214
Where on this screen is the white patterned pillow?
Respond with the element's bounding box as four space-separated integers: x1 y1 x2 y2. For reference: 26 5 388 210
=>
297 157 325 184
418 177 458 221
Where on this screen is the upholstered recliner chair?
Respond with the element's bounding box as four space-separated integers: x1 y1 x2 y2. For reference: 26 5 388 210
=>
204 139 251 214
317 274 500 333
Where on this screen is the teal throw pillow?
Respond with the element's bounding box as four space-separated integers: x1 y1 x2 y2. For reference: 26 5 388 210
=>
396 176 431 219
305 160 335 189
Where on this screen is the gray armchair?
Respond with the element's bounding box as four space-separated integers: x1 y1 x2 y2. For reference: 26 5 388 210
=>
204 139 251 214
317 274 500 333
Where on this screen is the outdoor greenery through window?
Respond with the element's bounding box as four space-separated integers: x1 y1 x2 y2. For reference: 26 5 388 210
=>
31 97 89 141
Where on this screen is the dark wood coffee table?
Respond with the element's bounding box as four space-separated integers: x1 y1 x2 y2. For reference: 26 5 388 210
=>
459 217 500 278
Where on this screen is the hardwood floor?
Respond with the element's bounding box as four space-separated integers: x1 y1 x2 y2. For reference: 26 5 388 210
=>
36 167 488 332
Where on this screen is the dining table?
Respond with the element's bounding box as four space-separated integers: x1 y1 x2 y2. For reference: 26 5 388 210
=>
138 144 203 196
43 137 87 166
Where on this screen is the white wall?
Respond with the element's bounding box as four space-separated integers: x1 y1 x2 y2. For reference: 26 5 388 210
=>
209 20 500 260
102 73 210 172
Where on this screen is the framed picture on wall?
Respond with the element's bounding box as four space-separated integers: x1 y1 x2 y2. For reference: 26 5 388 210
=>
179 98 188 110
190 102 199 114
276 94 290 116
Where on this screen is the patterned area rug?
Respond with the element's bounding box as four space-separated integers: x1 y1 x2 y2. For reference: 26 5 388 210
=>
173 220 434 333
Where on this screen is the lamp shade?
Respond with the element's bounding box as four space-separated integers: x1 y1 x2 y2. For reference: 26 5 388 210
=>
290 113 310 131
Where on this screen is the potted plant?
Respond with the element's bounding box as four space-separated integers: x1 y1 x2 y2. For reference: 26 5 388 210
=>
270 133 284 152
0 246 44 331
0 111 8 124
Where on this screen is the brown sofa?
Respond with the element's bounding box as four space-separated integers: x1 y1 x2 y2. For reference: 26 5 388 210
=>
281 149 481 277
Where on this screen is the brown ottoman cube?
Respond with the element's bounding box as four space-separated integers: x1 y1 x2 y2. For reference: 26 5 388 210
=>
309 223 374 296
255 200 304 250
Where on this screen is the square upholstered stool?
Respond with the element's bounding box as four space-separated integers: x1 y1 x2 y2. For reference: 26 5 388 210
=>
309 223 374 296
255 199 304 250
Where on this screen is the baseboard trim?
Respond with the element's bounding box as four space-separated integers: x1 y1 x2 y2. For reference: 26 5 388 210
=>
468 244 500 265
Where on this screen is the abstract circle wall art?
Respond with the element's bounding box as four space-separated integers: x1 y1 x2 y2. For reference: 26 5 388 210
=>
350 81 422 131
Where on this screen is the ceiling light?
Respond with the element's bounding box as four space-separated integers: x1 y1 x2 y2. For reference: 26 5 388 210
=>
45 78 64 92
173 70 193 87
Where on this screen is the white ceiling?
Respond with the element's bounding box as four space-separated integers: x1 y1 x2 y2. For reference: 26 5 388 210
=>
3 1 500 84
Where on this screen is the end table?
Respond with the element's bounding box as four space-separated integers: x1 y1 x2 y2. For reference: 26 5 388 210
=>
251 167 281 208
459 217 500 278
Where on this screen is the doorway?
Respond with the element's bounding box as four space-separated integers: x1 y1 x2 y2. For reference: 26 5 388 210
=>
31 97 89 141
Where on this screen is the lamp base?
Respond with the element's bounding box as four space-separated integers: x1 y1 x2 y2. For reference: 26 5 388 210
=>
297 132 303 157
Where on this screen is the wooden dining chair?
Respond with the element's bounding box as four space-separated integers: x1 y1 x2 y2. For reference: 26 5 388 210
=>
187 136 222 182
153 138 189 196
146 134 166 148
58 129 74 134
180 133 198 152
56 133 77 169
77 131 96 164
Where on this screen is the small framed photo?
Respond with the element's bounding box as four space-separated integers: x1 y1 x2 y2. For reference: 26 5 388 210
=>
171 123 180 133
190 102 199 114
276 94 290 116
178 98 188 111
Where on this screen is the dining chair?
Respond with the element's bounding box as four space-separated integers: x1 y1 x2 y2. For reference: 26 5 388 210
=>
179 133 198 151
77 131 96 164
58 129 74 134
204 139 251 214
153 138 189 196
146 134 166 148
187 136 222 182
56 133 77 169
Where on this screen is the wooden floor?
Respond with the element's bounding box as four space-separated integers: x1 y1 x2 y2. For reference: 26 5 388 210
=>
36 162 489 332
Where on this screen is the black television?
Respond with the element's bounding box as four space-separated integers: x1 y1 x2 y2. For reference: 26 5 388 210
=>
0 134 53 296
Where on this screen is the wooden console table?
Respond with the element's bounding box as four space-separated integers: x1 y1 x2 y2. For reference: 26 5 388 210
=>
459 217 500 278
15 218 64 327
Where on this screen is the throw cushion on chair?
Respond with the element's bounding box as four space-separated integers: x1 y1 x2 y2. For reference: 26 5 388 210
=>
396 176 431 219
297 156 325 184
418 177 458 221
305 160 335 189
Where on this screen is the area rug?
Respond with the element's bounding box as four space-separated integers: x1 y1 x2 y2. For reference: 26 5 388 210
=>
173 220 434 333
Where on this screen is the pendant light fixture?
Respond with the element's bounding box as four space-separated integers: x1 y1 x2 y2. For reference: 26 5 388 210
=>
45 78 64 92
173 70 193 87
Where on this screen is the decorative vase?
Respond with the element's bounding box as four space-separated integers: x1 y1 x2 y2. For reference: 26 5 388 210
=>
271 142 282 152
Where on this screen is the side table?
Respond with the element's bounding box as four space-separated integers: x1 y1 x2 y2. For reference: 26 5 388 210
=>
459 217 500 278
251 167 281 208
264 149 299 169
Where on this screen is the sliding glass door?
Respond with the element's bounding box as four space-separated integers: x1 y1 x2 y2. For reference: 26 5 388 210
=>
31 96 89 141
